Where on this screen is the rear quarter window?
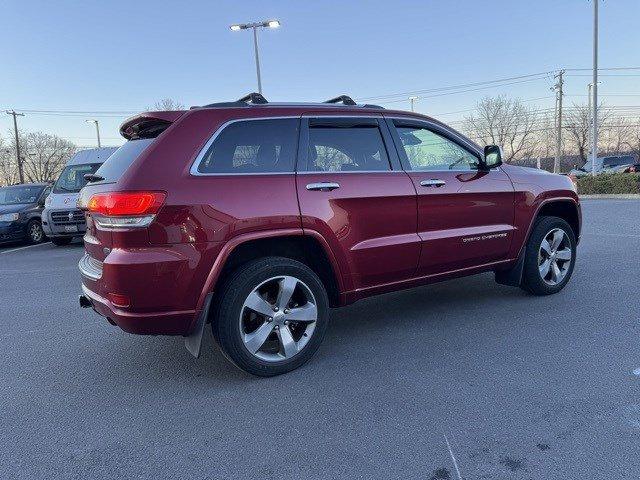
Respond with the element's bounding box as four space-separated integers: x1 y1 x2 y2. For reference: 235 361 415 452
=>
94 139 154 183
195 118 299 174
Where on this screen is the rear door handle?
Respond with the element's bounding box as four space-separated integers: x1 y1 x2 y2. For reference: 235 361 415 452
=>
420 179 446 188
306 182 340 191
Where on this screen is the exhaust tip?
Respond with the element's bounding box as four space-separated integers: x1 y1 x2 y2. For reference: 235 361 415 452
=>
79 295 92 308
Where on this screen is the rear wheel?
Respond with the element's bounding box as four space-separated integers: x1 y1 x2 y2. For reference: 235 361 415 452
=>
26 220 45 244
212 257 329 376
521 216 576 295
51 237 73 246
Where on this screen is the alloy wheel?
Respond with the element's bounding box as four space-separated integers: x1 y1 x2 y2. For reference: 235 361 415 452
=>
538 228 572 286
239 275 318 362
30 223 43 243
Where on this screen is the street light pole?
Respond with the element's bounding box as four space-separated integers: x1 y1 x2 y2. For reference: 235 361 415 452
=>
591 0 599 177
86 119 101 148
409 96 418 112
5 110 25 184
230 20 281 94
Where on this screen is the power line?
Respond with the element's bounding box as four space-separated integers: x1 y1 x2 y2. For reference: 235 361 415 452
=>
357 71 554 102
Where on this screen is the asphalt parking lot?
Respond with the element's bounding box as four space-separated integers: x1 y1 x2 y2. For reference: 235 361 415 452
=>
2 199 639 480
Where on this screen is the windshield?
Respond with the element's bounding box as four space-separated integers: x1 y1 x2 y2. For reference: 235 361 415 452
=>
53 163 102 193
93 139 154 183
0 185 45 205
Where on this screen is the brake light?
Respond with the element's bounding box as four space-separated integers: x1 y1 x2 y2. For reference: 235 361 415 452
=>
88 192 166 216
87 191 166 229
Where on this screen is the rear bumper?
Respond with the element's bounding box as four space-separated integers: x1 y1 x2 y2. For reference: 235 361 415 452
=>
81 283 197 335
78 243 222 335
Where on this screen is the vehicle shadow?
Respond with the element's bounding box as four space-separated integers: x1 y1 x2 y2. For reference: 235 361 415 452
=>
71 271 534 388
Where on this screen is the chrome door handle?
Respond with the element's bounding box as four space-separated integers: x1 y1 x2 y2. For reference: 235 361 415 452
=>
420 179 446 188
306 182 340 191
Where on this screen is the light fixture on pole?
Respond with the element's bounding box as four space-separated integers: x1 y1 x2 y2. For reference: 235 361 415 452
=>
409 96 419 112
85 119 101 148
229 19 281 94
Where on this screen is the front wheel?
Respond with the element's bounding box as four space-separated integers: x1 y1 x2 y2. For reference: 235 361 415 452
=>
520 216 577 295
212 257 329 376
26 220 45 244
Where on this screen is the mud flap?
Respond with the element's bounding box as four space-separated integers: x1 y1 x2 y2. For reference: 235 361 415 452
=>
495 252 525 287
184 293 213 358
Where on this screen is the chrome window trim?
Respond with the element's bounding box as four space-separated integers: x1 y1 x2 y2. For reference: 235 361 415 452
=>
189 116 300 176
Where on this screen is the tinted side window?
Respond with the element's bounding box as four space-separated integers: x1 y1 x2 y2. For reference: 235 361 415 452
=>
197 119 298 174
395 124 479 171
307 121 391 172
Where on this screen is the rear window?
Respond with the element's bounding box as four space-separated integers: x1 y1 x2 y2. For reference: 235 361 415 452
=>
196 118 298 174
93 139 154 183
53 163 102 193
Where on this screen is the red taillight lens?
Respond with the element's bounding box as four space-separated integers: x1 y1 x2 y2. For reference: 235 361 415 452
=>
87 192 166 216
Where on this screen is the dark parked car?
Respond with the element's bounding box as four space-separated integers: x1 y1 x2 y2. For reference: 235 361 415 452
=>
78 93 581 376
570 155 639 177
0 183 50 244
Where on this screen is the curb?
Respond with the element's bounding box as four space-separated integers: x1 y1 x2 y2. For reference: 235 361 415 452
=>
579 194 640 199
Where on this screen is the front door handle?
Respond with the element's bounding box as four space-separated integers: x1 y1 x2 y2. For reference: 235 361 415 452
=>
420 179 446 188
306 182 340 191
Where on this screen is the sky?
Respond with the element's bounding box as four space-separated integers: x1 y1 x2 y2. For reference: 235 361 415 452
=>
1 0 639 148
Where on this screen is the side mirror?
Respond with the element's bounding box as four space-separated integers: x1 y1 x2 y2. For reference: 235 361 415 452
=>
483 145 503 169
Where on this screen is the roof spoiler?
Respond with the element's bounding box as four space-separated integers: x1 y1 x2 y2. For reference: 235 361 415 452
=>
119 111 184 140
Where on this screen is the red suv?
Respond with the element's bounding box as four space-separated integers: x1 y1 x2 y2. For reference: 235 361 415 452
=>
78 93 580 376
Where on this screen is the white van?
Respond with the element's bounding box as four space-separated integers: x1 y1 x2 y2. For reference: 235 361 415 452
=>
42 147 118 245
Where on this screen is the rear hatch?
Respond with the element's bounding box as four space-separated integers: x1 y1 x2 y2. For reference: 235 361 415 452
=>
78 112 182 263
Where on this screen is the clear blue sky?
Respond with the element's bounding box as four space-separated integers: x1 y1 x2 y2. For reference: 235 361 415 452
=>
1 0 639 147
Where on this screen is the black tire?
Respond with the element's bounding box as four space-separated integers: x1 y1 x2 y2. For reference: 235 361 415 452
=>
212 256 329 377
520 216 576 295
51 237 73 246
26 219 45 244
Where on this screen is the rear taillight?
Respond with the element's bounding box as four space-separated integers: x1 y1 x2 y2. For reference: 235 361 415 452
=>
87 191 165 229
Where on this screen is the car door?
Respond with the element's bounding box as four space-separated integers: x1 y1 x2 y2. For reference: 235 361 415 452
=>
386 117 515 276
296 115 420 291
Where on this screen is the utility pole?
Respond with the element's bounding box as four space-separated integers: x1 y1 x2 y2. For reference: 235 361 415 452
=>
553 70 565 174
86 119 101 147
409 96 418 112
5 110 25 184
591 0 599 176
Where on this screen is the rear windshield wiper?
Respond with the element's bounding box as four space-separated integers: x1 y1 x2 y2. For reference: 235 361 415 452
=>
84 173 105 183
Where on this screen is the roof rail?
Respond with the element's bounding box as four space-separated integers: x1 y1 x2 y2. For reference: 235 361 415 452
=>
324 95 357 106
237 92 268 104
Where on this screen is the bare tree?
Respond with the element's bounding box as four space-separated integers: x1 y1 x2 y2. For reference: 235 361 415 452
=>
10 132 77 183
564 103 612 164
462 96 539 162
600 116 637 157
147 98 185 111
0 133 18 185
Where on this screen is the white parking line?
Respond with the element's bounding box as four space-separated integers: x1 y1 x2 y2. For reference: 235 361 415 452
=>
0 242 51 254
